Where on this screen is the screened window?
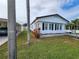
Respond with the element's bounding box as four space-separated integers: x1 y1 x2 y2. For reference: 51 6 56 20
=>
42 23 48 30
55 24 57 30
57 24 59 30
60 24 62 30
42 23 44 30
49 23 52 30
55 23 59 30
44 23 48 30
49 23 54 30
52 24 54 30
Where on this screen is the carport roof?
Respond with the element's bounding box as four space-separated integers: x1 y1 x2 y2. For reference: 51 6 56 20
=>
0 18 7 22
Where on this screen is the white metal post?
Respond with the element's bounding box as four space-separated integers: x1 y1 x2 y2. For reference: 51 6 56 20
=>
26 0 30 47
8 0 17 59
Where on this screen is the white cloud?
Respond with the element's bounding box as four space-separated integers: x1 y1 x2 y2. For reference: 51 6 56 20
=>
0 0 79 24
30 0 62 22
0 0 7 18
0 0 66 24
16 0 26 24
58 5 79 21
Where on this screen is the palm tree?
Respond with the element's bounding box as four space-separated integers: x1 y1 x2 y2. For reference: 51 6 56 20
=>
26 0 30 47
66 19 79 38
8 0 17 59
74 19 79 30
66 22 74 30
71 19 79 38
66 23 70 30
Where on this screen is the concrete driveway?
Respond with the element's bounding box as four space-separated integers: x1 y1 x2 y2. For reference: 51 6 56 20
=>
0 37 8 46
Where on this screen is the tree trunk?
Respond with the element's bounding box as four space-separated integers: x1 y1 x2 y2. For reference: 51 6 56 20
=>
8 0 17 59
26 0 30 47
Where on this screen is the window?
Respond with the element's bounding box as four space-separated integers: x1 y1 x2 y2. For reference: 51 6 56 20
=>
52 24 54 30
60 24 62 30
55 24 56 30
44 23 48 30
55 23 59 30
49 23 54 30
49 23 52 30
42 23 44 30
57 24 59 30
42 23 48 30
55 24 57 30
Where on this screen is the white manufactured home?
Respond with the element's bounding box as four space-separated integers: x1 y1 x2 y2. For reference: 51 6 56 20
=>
31 14 69 37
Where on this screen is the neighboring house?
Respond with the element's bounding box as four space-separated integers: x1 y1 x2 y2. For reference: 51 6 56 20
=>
21 23 27 31
0 18 21 36
16 23 21 33
31 14 69 37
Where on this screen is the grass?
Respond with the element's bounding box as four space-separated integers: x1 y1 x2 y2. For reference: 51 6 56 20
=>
0 31 79 59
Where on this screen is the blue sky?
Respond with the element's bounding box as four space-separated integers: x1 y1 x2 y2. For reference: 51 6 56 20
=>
59 0 79 21
62 0 79 10
0 0 79 24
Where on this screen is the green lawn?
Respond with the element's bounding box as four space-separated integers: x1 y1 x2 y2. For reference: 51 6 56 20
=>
0 31 79 59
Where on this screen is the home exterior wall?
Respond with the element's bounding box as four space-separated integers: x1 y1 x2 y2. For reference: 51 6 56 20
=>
40 23 67 34
31 15 68 35
31 23 36 31
21 26 27 31
39 15 68 24
31 19 39 31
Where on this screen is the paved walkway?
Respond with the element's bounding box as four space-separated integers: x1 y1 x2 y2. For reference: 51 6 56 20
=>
0 37 8 46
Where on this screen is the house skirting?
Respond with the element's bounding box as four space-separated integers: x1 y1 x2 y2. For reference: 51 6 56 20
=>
40 33 79 38
40 33 67 38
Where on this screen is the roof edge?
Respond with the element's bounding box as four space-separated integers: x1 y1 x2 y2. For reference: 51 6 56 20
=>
31 14 69 25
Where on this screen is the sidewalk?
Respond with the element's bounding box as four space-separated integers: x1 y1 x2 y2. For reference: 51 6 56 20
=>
0 37 8 46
